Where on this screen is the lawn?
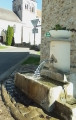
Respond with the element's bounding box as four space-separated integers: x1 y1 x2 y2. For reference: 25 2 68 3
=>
0 46 7 49
22 56 40 65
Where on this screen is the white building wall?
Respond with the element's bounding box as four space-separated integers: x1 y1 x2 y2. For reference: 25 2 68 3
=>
0 19 22 43
35 27 41 45
22 0 37 23
23 25 31 43
35 17 41 45
12 0 41 46
14 23 22 43
13 0 37 23
22 0 37 45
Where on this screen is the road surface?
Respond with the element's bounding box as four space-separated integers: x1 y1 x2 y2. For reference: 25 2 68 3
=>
0 46 36 75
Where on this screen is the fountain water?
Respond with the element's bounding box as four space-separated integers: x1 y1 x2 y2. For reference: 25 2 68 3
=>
34 60 46 77
34 54 57 78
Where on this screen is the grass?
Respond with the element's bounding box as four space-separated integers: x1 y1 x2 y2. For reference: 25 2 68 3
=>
0 46 7 49
22 56 40 65
37 51 40 55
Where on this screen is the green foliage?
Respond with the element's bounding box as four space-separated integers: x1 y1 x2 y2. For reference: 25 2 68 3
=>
53 24 66 30
52 24 76 32
22 56 40 65
6 25 14 45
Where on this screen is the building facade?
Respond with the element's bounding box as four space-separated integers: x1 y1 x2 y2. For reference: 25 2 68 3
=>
0 8 22 43
0 0 41 46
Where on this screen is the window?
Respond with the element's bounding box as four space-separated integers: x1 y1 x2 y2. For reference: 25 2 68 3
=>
30 6 31 12
25 4 27 9
25 2 29 10
27 4 28 9
31 3 35 13
32 7 35 12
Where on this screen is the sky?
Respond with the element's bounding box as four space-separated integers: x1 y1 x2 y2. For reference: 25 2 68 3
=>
0 0 42 11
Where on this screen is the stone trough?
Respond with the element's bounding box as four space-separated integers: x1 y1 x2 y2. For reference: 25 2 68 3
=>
15 73 73 112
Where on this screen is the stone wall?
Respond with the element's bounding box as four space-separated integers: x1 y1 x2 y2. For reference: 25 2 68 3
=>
41 0 76 72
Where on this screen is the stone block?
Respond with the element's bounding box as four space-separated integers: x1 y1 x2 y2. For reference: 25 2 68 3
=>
68 73 76 98
40 69 68 83
53 100 76 120
41 69 74 98
64 82 73 98
15 73 63 112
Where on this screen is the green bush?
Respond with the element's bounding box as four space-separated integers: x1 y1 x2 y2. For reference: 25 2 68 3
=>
6 25 14 45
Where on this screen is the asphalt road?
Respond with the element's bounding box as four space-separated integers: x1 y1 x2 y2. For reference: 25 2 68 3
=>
0 47 30 75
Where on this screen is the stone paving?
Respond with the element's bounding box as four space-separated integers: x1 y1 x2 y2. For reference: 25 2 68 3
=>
1 64 60 120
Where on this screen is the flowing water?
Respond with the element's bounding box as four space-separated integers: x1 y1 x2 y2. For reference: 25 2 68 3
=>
34 58 54 78
34 60 47 77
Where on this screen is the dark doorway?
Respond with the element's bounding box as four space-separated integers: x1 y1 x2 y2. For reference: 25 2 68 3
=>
0 36 3 43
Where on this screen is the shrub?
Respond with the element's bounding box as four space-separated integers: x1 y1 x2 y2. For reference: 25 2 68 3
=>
6 25 14 45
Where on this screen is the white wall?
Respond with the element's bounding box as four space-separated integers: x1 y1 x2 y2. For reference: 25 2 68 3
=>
30 26 41 45
22 18 41 46
0 18 41 45
0 19 22 43
22 0 37 23
35 18 41 45
12 0 41 46
23 25 31 43
14 23 22 43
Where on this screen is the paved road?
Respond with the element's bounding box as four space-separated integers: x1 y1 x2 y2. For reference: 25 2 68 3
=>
0 47 31 75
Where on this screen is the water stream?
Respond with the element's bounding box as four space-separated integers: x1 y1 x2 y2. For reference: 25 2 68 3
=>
34 60 46 77
34 58 54 78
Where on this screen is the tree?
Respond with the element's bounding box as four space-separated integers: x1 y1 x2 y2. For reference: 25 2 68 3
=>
6 25 14 45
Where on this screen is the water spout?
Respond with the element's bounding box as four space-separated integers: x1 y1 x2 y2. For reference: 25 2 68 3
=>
34 54 57 78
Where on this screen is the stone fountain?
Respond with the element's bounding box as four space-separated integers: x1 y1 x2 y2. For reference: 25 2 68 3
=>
15 32 76 120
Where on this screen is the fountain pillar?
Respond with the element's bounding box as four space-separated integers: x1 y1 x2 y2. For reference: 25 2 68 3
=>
50 38 70 72
41 37 71 83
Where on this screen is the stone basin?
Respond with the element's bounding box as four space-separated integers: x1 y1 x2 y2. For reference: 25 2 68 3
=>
15 73 73 112
49 30 72 39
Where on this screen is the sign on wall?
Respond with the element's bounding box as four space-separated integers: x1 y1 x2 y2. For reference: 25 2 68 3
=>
45 32 51 37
